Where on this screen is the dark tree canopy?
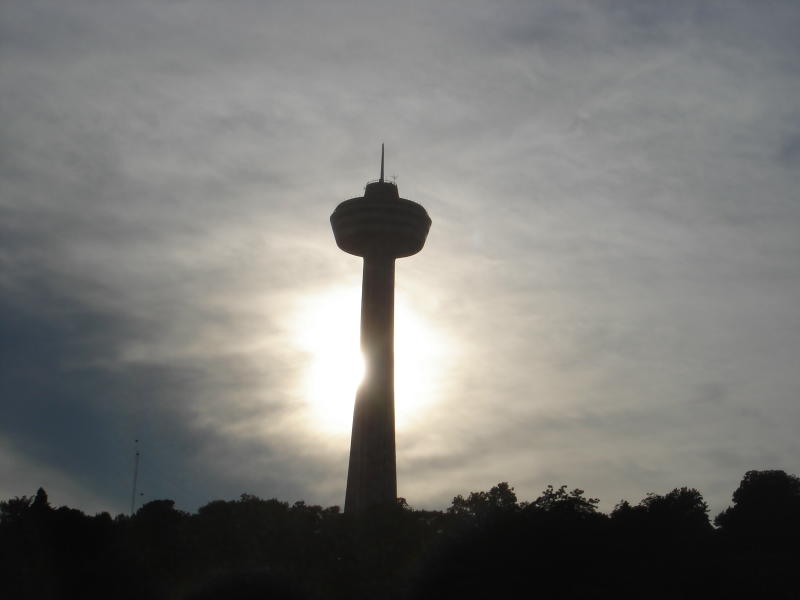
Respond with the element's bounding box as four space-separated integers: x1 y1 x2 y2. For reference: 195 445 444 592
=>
612 486 712 540
0 494 33 524
526 484 600 515
447 481 518 520
0 470 797 600
715 469 800 545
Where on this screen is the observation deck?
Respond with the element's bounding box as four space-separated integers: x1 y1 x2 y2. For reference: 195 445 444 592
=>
330 179 431 258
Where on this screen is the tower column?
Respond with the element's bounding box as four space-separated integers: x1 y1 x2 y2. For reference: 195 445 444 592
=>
345 254 397 513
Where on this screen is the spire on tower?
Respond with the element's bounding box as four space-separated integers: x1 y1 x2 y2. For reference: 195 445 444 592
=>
380 143 384 183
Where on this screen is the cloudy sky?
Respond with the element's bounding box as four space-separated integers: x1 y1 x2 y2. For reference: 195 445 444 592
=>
2 0 799 517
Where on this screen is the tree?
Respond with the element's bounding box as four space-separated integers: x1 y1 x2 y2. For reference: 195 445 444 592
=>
134 499 186 524
715 469 800 546
527 484 599 515
642 487 711 534
31 488 50 512
447 482 518 520
0 495 32 525
611 487 711 549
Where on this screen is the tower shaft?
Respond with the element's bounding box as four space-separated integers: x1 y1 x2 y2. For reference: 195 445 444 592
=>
345 254 397 512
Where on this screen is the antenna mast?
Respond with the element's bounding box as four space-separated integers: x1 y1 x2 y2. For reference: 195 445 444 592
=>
130 439 140 516
380 143 384 183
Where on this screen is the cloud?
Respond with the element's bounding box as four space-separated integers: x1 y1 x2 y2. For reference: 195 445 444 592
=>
1 0 799 516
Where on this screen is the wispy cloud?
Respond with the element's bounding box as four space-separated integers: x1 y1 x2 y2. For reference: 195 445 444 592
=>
2 0 798 515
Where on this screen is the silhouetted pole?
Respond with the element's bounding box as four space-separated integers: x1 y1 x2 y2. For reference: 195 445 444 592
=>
130 439 140 516
330 147 431 512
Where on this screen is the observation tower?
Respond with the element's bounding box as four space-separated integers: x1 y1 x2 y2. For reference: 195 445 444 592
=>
330 146 431 513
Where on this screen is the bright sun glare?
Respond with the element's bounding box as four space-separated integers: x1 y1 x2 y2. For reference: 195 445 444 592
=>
294 287 444 434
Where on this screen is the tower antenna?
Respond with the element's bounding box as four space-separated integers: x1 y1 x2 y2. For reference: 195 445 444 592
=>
380 143 384 183
130 439 140 516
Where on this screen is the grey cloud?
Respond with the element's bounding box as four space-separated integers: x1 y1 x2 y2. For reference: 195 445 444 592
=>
2 0 799 517
778 132 800 166
0 263 350 511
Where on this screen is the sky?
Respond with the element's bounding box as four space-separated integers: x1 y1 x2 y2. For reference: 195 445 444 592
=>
2 0 799 517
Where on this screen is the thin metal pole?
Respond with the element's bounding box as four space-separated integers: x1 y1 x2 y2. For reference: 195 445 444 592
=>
130 440 140 516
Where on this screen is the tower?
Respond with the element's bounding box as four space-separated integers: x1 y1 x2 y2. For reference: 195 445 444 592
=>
330 146 431 513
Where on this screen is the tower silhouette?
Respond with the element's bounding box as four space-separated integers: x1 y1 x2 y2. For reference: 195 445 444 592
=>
331 146 432 513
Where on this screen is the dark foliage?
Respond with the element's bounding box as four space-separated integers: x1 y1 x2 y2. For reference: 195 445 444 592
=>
711 470 800 597
715 469 800 543
0 471 797 599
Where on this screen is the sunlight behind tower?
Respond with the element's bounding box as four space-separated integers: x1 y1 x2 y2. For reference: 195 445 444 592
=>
293 287 445 435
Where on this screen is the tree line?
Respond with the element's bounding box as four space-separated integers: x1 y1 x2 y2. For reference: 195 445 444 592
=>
1 469 798 599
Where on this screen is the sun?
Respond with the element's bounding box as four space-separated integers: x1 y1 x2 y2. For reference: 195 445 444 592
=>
293 287 444 435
